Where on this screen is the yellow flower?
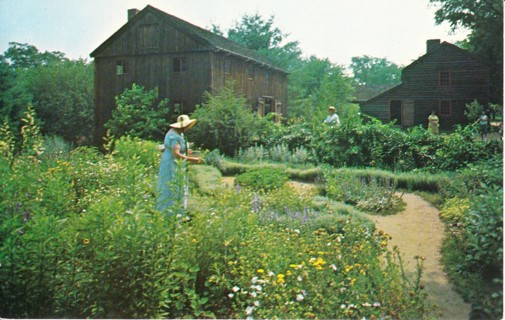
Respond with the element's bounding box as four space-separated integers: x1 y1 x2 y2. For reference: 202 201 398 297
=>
82 238 90 245
257 269 264 274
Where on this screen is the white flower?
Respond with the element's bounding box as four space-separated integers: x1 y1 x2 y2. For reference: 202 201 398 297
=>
251 276 258 284
330 264 337 271
232 286 240 292
373 302 381 308
254 300 260 307
296 294 304 302
228 293 234 298
246 306 255 315
268 271 275 277
297 275 303 282
250 292 257 298
340 304 346 309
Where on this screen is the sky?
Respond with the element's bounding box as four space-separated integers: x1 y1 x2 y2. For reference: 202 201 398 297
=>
0 0 470 68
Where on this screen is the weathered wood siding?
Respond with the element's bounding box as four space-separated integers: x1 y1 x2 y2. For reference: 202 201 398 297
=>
360 42 490 130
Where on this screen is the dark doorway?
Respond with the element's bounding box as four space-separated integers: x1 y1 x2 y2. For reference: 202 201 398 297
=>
390 100 402 124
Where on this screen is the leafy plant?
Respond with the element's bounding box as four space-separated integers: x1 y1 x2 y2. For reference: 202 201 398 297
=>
105 83 171 142
235 166 288 192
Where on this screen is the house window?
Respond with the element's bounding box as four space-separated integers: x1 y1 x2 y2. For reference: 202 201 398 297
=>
439 100 452 116
247 65 254 80
265 72 270 87
139 24 160 49
439 71 451 86
116 60 129 75
173 57 187 72
224 59 232 74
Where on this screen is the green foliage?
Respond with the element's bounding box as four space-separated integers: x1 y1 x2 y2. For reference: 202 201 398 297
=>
439 197 470 224
442 186 503 319
235 166 289 192
105 84 171 142
350 55 402 85
287 56 355 122
1 43 94 145
190 81 269 156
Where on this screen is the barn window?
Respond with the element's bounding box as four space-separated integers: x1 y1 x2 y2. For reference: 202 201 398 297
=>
439 100 452 116
439 71 451 86
247 65 254 80
116 60 129 75
173 57 187 72
224 59 232 74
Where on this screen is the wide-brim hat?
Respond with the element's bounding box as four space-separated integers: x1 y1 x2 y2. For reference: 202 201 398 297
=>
170 114 197 129
328 106 336 111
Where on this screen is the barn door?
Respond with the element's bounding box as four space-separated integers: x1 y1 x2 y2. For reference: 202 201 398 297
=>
402 99 414 126
390 100 402 124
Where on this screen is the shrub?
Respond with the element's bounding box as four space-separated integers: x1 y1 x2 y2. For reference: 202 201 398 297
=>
324 168 403 215
105 84 171 142
235 167 289 192
190 81 271 156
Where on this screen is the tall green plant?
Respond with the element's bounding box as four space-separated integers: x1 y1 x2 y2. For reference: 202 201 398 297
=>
190 81 269 156
105 84 171 142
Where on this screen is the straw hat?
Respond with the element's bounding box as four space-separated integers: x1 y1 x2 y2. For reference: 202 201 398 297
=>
170 114 197 129
328 106 336 112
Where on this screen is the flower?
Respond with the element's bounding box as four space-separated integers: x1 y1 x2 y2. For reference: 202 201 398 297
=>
232 286 240 292
257 269 264 274
82 238 90 245
246 306 255 315
228 293 234 298
296 294 304 302
373 302 381 308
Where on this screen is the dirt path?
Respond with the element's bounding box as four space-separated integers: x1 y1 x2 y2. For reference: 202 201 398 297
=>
370 193 471 320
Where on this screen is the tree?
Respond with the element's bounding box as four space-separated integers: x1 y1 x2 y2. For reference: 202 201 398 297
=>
105 84 171 142
212 13 302 71
3 42 67 69
287 56 355 122
350 55 402 86
429 0 503 103
0 43 94 145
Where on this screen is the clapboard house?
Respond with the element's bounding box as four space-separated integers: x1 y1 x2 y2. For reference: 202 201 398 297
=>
90 5 288 144
360 40 490 130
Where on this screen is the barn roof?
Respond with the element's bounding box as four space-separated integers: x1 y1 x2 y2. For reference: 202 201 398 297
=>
90 5 287 73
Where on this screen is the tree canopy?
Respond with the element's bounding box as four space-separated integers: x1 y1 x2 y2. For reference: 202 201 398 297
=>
350 55 402 86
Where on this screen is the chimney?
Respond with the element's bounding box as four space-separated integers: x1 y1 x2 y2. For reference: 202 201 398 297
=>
128 8 139 21
426 39 441 53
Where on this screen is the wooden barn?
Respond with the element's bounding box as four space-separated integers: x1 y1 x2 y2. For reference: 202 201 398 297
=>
90 5 288 144
360 40 490 130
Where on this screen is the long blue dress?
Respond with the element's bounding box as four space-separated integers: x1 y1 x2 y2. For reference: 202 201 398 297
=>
156 129 188 214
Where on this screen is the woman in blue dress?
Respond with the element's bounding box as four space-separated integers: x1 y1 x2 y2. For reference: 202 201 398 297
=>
157 115 200 214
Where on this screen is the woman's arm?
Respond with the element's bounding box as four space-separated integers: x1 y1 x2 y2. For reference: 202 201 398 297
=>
172 143 200 164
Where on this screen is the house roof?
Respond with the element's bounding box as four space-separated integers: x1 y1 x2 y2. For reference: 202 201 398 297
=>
351 84 397 102
90 5 287 73
403 41 488 73
361 41 488 105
